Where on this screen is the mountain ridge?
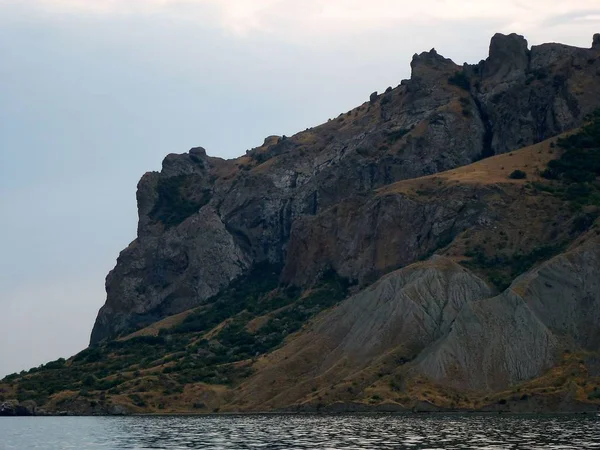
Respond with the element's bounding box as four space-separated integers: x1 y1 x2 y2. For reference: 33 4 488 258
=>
2 32 600 416
92 32 600 343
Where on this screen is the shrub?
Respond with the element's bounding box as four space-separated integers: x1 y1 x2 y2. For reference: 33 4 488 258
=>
448 71 471 90
535 110 600 208
509 170 527 179
82 375 96 387
587 388 600 400
386 128 410 143
149 175 210 227
464 244 564 291
43 358 66 370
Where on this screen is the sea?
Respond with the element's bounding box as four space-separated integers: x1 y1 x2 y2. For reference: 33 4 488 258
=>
1 414 599 449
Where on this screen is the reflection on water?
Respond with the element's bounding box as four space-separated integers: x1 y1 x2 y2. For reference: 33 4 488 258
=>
1 414 599 449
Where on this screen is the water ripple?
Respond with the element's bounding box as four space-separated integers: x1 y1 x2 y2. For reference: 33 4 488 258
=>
1 414 599 449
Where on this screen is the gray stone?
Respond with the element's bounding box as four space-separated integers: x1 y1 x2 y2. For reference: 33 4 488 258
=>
90 33 600 343
484 33 529 81
417 238 600 392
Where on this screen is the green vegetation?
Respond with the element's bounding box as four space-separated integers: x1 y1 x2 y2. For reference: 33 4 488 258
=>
162 269 348 385
509 169 527 179
2 334 196 405
1 264 349 408
538 110 600 209
169 263 283 335
464 244 565 291
467 109 600 291
149 175 211 227
448 71 471 91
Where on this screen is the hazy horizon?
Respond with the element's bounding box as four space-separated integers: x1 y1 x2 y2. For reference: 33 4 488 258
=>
1 0 599 377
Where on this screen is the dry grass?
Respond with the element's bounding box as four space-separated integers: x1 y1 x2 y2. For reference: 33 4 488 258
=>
380 135 565 197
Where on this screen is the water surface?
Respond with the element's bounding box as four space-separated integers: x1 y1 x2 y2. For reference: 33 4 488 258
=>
1 414 599 449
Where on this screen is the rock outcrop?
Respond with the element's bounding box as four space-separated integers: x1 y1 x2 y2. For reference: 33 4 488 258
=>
91 33 600 346
5 42 600 412
0 400 36 416
474 33 600 154
282 185 488 286
483 33 529 84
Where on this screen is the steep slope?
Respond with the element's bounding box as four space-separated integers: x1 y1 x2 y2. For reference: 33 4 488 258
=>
473 33 600 154
282 135 574 289
227 256 493 410
92 33 600 343
418 237 600 392
3 121 600 415
2 34 600 416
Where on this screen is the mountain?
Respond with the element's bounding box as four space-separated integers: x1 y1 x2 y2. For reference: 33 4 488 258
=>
91 32 600 344
2 33 600 416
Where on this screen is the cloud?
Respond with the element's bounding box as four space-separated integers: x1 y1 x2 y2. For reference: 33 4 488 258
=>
8 0 600 37
543 9 600 27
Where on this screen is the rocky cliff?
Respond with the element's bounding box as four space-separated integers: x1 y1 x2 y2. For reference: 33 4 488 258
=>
92 33 600 344
3 33 600 415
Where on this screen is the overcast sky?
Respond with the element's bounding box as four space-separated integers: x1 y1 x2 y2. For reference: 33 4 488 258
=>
0 0 598 377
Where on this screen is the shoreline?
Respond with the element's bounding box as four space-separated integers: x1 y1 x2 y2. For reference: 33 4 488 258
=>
4 406 600 418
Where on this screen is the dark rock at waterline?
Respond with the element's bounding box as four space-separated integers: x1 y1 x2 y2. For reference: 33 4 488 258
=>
0 400 36 416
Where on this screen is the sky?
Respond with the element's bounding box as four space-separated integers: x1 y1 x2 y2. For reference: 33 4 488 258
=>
0 0 599 378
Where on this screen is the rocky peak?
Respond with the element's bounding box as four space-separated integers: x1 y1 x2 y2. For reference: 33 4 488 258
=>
161 148 209 177
484 33 529 80
410 48 457 80
594 33 600 49
262 136 281 147
189 146 207 158
90 33 600 344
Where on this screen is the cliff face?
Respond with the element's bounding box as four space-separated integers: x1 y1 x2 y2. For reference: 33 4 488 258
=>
5 34 600 414
475 33 600 154
91 33 600 344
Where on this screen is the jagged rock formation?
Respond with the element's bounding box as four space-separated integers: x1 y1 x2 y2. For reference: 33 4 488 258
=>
91 33 600 344
5 129 600 414
473 33 600 155
5 33 600 417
